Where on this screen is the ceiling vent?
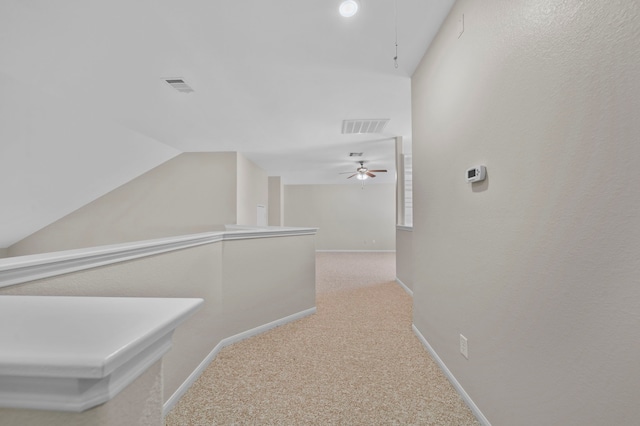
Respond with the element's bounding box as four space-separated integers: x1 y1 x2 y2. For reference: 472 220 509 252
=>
342 119 389 134
349 152 363 157
164 78 194 93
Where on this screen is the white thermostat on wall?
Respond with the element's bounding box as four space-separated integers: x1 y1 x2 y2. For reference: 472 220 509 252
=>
466 165 486 183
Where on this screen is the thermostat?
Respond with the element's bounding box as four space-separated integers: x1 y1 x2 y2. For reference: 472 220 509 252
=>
466 165 486 183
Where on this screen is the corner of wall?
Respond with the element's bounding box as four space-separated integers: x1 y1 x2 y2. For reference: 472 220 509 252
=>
268 177 284 226
236 154 268 226
8 152 242 256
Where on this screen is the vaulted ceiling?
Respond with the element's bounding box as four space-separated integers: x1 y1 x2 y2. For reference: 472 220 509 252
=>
0 0 455 247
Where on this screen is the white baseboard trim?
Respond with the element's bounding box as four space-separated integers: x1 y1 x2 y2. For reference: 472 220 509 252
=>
316 250 396 253
395 278 413 296
163 306 317 417
412 324 491 426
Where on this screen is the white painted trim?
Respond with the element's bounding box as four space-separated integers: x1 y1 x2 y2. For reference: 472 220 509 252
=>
412 324 491 426
0 296 202 412
163 306 317 417
0 227 317 289
395 278 413 296
315 250 396 253
0 336 173 412
223 226 317 240
396 225 413 232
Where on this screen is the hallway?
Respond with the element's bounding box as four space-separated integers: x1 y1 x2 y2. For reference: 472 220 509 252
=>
165 252 478 425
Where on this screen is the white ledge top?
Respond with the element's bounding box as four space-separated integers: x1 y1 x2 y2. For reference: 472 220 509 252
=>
0 296 203 378
0 226 317 288
0 296 203 412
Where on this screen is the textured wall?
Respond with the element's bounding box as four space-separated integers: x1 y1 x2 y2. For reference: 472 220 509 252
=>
8 153 238 256
412 0 640 424
221 236 316 333
284 184 396 251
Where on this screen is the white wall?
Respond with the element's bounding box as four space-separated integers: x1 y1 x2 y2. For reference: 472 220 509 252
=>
285 184 395 251
236 154 269 226
412 1 640 425
0 72 179 249
0 248 7 259
395 227 413 293
268 176 284 226
9 153 238 256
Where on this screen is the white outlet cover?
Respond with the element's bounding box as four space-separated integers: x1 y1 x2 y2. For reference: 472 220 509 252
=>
460 334 468 359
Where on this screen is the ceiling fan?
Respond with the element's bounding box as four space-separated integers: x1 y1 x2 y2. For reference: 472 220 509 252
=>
340 161 388 181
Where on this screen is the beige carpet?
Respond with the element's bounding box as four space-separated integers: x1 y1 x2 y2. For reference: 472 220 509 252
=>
165 252 479 425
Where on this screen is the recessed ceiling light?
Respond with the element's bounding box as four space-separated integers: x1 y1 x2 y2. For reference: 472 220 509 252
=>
339 0 359 18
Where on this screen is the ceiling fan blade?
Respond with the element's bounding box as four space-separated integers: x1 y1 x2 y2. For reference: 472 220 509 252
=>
366 172 376 178
339 171 356 174
368 169 387 173
346 173 357 179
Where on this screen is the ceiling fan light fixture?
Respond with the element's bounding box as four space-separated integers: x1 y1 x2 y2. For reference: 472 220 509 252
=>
339 0 359 17
339 161 386 181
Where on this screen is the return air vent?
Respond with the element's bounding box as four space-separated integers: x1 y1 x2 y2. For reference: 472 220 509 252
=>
342 119 389 134
164 78 194 93
349 152 363 157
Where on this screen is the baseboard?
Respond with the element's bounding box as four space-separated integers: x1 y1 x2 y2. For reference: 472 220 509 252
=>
316 250 396 253
163 307 317 417
395 278 413 296
412 324 491 426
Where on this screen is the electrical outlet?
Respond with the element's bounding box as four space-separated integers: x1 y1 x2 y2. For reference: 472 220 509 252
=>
460 334 468 359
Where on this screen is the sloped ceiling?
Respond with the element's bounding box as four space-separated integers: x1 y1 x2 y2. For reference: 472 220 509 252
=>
0 0 455 247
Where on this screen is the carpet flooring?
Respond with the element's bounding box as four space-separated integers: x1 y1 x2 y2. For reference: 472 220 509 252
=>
165 252 479 425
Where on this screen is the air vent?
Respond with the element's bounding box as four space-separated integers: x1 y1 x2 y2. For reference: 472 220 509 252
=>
342 119 389 134
164 78 194 93
349 152 363 157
